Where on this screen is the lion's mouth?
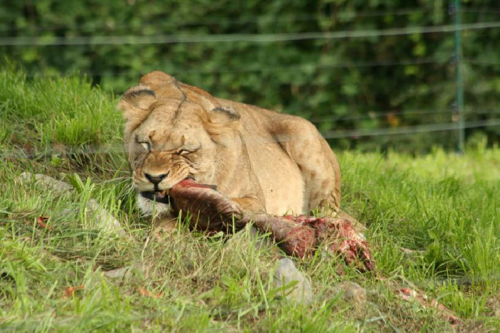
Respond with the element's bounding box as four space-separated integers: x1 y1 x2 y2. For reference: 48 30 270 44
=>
138 176 198 205
139 190 171 205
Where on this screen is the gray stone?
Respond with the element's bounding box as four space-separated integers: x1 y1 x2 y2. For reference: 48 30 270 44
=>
273 258 313 305
19 172 128 237
103 262 143 279
87 199 128 236
19 172 73 194
401 247 425 259
340 281 366 304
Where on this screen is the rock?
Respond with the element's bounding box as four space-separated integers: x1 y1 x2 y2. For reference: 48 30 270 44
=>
87 199 128 237
103 262 143 279
273 258 313 305
340 281 366 304
19 172 73 194
19 172 128 237
401 247 425 259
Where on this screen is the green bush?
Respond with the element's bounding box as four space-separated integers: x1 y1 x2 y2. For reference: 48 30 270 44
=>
1 0 499 151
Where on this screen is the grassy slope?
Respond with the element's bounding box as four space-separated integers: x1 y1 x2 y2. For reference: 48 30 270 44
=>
0 70 498 332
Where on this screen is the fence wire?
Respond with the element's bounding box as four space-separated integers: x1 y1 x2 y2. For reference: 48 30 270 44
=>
17 57 500 79
22 57 448 77
1 11 499 145
1 21 500 46
2 118 499 160
0 8 431 33
0 7 497 34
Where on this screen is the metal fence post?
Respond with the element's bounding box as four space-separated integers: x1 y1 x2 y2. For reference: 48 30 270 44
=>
454 0 465 152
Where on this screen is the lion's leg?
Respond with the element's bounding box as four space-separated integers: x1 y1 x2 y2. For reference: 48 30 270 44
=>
231 196 266 214
273 116 342 216
151 214 179 240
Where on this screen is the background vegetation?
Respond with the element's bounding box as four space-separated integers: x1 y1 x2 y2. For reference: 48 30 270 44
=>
1 0 499 152
0 1 499 330
0 70 498 331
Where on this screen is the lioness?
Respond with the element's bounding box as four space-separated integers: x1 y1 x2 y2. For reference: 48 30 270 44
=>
119 71 345 226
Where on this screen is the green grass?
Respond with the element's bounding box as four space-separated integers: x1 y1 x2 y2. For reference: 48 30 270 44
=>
0 68 499 331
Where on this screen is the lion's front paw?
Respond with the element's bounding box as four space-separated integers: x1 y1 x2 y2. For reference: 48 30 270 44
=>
152 217 178 239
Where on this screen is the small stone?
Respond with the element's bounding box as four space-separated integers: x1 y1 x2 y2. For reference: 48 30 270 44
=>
19 172 73 194
401 247 425 259
87 199 128 236
340 281 366 303
18 172 128 238
273 258 313 305
103 262 143 279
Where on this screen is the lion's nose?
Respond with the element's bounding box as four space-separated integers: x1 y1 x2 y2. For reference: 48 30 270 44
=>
145 172 169 184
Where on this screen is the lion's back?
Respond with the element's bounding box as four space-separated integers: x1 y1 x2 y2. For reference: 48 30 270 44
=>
215 98 308 215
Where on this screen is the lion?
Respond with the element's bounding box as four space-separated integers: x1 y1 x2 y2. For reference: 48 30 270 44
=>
119 71 351 230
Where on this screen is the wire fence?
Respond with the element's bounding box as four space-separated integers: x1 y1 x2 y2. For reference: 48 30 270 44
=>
22 57 448 77
310 109 500 124
2 21 500 46
0 7 499 34
17 57 496 78
1 118 499 160
0 8 430 33
1 5 500 149
322 118 500 139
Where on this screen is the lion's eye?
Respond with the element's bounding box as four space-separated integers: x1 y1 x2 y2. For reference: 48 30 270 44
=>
178 149 189 155
140 142 151 151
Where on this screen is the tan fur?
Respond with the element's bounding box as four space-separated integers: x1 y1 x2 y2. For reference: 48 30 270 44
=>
119 71 344 222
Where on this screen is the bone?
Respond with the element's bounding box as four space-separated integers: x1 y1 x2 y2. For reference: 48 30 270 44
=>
168 178 375 269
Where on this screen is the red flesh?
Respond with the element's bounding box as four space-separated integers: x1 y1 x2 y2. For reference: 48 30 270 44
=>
167 179 462 325
169 179 374 270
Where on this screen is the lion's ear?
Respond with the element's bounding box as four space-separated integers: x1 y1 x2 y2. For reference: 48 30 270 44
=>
119 84 156 113
118 84 156 137
208 106 241 124
205 106 241 145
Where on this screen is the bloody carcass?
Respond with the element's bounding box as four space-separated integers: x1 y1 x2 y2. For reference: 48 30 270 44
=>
167 179 375 271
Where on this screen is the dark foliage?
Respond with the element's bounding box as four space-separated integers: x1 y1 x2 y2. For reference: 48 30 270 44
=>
1 0 499 152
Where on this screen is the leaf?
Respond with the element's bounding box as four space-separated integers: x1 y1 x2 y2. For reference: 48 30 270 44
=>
63 285 84 298
36 216 53 230
138 287 163 299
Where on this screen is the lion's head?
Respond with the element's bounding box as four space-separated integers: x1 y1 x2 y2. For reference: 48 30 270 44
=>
118 71 241 215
